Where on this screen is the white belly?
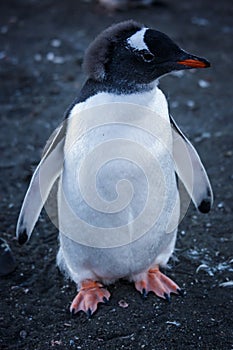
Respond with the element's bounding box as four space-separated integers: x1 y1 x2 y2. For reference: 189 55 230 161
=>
57 87 180 283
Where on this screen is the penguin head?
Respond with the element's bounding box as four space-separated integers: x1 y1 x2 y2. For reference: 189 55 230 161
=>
83 20 210 87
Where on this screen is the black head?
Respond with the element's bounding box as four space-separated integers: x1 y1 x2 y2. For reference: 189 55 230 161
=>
83 20 210 88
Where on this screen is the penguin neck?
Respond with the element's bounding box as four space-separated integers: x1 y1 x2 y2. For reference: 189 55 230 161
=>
64 78 163 120
78 78 158 103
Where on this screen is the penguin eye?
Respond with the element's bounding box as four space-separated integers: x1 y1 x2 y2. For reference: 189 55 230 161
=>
140 50 155 63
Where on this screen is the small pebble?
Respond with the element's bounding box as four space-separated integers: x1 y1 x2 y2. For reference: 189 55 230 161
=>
196 264 209 273
194 132 211 143
166 320 181 327
171 71 184 78
64 322 72 327
51 340 62 346
46 52 65 64
53 56 65 64
202 132 211 138
170 101 179 108
118 299 129 308
34 53 42 62
217 202 224 209
51 39 61 48
224 150 232 157
20 330 27 339
186 99 196 109
46 52 55 61
198 79 210 88
192 17 209 26
219 281 233 288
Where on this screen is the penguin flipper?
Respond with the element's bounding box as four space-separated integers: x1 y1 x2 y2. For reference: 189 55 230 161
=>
16 122 66 244
170 115 213 213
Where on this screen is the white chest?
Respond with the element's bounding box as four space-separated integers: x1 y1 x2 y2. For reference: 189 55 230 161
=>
60 86 177 241
58 86 179 279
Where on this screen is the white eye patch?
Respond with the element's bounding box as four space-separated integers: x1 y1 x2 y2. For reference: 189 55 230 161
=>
127 27 150 52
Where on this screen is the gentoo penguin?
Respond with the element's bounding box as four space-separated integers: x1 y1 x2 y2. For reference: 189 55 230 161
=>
16 20 213 316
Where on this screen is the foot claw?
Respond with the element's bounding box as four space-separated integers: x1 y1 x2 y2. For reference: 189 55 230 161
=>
102 296 109 304
164 292 171 302
71 308 76 316
142 288 147 299
86 308 92 318
177 288 185 297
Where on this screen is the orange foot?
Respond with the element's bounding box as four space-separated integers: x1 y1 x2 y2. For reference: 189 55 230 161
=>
70 280 110 317
135 267 184 301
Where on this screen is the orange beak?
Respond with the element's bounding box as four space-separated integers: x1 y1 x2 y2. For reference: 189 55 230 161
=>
178 58 210 68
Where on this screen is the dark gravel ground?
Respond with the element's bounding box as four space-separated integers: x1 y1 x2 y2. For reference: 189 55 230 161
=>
0 0 233 349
